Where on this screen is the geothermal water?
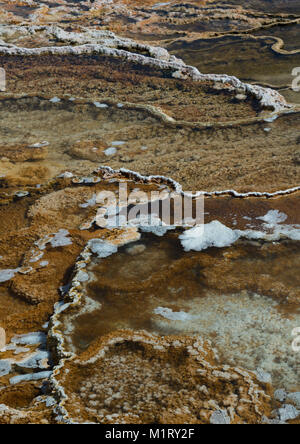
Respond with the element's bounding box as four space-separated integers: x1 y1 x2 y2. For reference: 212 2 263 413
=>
67 233 300 391
0 0 299 424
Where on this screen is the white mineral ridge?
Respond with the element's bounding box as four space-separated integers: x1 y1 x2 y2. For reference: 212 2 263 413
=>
59 171 73 179
76 270 90 283
97 165 300 199
0 26 288 112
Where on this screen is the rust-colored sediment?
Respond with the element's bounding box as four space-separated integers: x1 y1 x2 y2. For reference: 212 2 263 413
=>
55 331 274 424
0 0 299 424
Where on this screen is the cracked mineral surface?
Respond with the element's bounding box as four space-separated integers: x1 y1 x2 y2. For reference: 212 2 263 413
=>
0 0 299 425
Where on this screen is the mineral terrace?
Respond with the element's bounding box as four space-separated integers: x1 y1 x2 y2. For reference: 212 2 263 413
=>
0 0 299 424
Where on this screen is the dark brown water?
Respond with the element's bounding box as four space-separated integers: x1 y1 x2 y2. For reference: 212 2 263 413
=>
168 36 300 85
67 231 300 390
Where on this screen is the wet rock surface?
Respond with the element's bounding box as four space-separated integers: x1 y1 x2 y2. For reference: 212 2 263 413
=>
0 0 299 425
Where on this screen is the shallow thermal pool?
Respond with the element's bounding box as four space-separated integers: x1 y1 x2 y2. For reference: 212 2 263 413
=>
64 231 300 391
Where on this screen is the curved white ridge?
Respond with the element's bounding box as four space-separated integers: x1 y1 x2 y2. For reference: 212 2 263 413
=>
97 166 300 199
0 26 289 112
